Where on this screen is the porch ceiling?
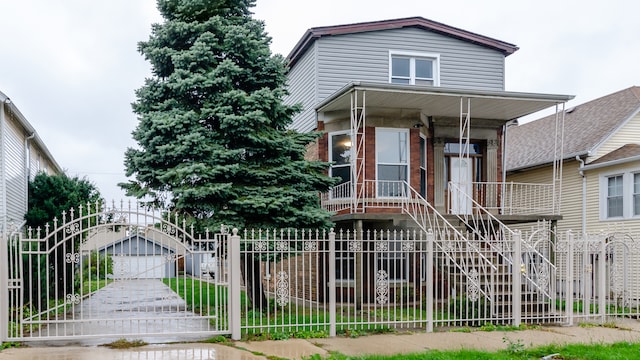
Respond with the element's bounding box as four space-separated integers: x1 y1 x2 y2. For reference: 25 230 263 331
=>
317 82 574 122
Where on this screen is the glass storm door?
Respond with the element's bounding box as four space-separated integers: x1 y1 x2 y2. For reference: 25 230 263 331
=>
449 157 472 214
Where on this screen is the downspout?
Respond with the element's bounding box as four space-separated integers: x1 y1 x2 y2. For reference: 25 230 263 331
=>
25 133 35 216
576 155 586 236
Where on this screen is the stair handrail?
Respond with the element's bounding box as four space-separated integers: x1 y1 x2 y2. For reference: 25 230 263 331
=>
399 182 497 303
448 181 556 299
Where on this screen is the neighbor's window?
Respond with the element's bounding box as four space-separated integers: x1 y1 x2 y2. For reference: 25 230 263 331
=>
390 52 439 86
607 175 623 218
634 173 640 216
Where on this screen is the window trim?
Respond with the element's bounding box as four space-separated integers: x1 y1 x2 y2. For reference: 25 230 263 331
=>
634 172 640 216
375 127 410 198
599 169 640 221
389 50 440 86
606 174 624 218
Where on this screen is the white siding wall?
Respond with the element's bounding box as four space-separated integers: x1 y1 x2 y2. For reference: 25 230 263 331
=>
4 118 27 225
507 161 583 234
590 112 640 162
288 27 507 132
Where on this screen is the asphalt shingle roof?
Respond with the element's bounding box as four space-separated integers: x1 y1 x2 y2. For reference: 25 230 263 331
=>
587 143 640 166
506 86 640 171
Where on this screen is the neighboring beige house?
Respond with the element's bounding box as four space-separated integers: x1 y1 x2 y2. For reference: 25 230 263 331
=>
0 90 62 234
507 86 640 235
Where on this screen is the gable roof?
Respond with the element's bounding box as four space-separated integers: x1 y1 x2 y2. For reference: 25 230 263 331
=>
0 90 62 174
97 234 174 255
582 144 640 171
506 86 640 171
287 16 519 67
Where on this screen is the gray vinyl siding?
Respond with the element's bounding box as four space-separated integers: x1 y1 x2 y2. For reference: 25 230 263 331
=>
4 118 27 225
286 44 318 133
288 27 507 132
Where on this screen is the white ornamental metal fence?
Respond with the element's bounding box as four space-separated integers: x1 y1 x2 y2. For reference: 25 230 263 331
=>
235 227 547 336
554 230 640 325
1 202 235 343
4 208 640 345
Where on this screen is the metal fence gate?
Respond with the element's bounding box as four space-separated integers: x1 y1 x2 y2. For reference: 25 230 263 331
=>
1 201 232 343
3 206 640 344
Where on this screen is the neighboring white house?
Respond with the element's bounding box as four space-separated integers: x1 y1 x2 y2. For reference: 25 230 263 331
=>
507 86 640 235
0 90 62 234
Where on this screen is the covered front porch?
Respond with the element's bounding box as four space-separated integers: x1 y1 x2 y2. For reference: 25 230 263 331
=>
316 82 573 226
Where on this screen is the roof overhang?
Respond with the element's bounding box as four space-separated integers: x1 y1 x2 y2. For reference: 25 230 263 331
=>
317 82 575 123
582 155 640 171
0 90 63 174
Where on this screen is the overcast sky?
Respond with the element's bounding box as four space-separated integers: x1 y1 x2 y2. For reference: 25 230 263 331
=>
0 0 638 202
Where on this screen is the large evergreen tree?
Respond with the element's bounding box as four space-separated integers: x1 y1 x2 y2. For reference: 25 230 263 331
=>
121 0 336 231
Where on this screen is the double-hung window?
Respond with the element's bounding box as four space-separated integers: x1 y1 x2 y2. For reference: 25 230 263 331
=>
390 51 439 86
607 175 623 218
376 128 409 197
600 171 640 220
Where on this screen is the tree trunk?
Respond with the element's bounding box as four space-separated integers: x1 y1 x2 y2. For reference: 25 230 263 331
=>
240 254 268 311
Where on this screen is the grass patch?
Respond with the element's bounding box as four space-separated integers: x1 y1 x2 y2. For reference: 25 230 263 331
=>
81 279 112 295
302 341 640 359
103 339 148 349
0 342 22 351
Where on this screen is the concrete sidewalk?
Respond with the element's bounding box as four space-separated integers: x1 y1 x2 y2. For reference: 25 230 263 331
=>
238 318 640 358
1 319 640 359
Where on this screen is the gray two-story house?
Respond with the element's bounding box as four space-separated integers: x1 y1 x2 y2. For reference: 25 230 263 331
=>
283 17 575 315
285 17 573 230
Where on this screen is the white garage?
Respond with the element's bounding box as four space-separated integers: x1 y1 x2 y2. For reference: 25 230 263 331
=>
98 234 177 279
111 255 169 279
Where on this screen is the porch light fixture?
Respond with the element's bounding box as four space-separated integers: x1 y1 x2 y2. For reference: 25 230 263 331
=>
412 122 424 128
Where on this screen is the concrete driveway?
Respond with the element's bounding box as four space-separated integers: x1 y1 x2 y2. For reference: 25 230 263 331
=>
32 279 220 345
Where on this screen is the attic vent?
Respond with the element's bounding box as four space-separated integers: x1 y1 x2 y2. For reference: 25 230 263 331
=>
565 106 577 114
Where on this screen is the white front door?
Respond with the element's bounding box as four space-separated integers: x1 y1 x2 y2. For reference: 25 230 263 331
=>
450 157 473 214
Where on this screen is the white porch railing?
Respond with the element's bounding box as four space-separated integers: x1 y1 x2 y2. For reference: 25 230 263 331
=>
474 182 557 215
321 181 558 216
320 180 410 213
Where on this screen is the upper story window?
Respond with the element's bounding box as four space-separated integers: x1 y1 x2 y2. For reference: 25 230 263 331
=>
389 51 439 86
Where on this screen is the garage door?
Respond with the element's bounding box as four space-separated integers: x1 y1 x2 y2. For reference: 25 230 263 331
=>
111 255 166 279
